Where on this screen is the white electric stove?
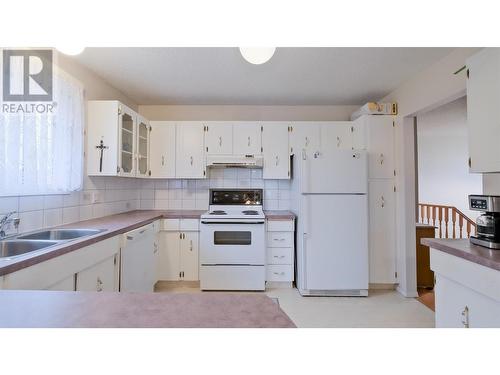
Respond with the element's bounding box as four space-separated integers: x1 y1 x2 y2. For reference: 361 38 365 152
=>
200 189 266 291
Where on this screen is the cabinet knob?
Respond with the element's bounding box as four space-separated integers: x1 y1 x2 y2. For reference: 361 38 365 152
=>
461 305 469 328
97 277 103 292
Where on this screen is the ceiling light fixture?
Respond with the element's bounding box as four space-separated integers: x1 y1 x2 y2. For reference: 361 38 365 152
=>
239 47 276 65
56 46 86 56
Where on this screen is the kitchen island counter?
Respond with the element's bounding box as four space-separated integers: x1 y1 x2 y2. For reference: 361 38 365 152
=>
0 290 296 328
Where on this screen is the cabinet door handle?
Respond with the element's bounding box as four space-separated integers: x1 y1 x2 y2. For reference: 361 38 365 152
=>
190 240 193 251
273 272 285 276
273 255 286 259
461 306 469 328
381 196 385 208
305 137 309 147
190 156 193 166
97 277 103 292
248 136 251 147
273 238 286 241
161 156 165 166
275 155 279 166
336 136 341 147
380 153 384 165
219 136 222 147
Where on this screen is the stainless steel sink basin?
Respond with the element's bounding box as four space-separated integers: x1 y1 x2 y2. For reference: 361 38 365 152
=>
0 240 60 259
17 228 104 241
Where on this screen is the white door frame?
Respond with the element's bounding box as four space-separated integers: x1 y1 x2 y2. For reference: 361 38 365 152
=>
395 91 466 298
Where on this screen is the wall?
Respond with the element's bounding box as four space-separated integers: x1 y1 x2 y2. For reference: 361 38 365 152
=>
138 105 358 121
0 52 140 236
417 97 482 220
378 47 481 298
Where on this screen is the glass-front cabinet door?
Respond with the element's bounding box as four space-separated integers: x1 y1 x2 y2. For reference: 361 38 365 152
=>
137 116 150 177
118 105 137 176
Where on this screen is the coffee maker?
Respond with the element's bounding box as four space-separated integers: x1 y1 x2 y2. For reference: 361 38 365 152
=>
469 195 500 249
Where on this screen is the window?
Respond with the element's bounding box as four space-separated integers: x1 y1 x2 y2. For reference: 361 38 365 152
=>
0 68 84 196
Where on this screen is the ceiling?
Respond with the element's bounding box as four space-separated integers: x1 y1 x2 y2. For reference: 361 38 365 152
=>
74 47 453 105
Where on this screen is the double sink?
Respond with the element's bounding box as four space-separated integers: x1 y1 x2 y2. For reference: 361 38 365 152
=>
0 229 105 260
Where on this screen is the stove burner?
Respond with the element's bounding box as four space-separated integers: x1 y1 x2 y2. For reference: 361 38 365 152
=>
210 210 227 215
242 210 259 215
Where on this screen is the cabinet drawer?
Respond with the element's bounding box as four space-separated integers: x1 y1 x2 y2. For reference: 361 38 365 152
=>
267 220 294 232
267 247 293 265
180 219 199 231
162 219 180 231
266 265 294 282
267 232 293 248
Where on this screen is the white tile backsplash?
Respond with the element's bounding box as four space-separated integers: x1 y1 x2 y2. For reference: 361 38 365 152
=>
2 176 141 235
1 169 291 236
137 168 291 211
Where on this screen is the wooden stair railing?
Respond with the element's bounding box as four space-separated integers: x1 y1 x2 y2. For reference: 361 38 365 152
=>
418 203 476 239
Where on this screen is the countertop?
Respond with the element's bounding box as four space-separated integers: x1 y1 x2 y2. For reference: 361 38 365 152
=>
0 290 296 328
421 238 500 272
0 209 295 276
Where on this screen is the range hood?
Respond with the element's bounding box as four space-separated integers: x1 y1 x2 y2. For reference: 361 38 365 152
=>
206 155 264 169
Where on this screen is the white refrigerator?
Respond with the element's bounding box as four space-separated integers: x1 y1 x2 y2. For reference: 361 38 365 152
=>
291 148 369 296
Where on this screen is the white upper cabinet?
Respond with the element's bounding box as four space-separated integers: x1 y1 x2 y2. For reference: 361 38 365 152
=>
176 122 206 179
87 100 139 177
320 121 353 150
150 121 176 178
351 118 367 150
233 122 262 156
136 115 151 178
118 105 137 177
364 115 395 179
467 48 500 172
204 122 233 155
289 122 321 155
262 122 290 179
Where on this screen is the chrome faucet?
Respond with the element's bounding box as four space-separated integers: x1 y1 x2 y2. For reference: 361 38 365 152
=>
0 211 20 239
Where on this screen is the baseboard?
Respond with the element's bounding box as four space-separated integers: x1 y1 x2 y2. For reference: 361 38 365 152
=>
369 283 397 290
266 281 293 289
155 280 200 289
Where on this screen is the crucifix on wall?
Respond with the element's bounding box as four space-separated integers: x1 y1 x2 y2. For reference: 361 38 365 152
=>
96 139 108 172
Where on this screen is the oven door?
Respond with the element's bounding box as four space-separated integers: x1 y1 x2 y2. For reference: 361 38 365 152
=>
200 221 265 265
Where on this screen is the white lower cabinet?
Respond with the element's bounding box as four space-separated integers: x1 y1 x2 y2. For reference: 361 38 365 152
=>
76 255 118 292
368 180 397 284
158 219 200 281
0 237 120 291
46 274 76 291
266 219 295 285
431 249 500 328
